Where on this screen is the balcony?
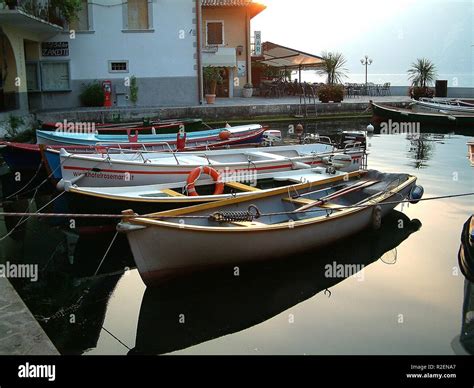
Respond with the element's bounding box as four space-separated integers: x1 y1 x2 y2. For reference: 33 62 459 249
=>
202 46 237 68
0 0 63 38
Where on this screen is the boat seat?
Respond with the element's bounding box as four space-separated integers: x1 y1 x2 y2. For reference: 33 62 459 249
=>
244 151 288 161
160 188 185 197
318 203 344 209
281 197 316 206
225 181 261 192
230 221 267 227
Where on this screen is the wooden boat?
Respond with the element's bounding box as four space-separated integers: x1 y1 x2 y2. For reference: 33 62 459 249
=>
468 141 474 166
0 126 265 174
41 117 203 134
56 143 366 188
371 102 474 127
129 211 421 354
61 166 360 219
117 169 423 285
36 123 263 146
458 215 474 283
413 98 474 115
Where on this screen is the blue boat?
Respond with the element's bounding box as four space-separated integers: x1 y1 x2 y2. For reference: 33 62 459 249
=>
36 124 263 146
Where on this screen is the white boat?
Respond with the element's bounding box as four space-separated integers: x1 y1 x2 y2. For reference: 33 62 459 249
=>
36 124 264 146
57 142 366 188
63 167 355 216
117 169 423 285
413 98 474 115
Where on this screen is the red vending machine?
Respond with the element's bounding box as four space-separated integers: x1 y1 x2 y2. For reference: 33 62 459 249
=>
102 80 112 108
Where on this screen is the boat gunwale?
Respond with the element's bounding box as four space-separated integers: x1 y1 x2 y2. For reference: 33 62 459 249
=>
122 175 415 233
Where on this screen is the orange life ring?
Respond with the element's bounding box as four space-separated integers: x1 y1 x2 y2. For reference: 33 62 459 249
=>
186 166 224 196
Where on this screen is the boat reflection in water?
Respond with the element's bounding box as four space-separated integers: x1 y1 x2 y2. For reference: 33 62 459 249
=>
129 210 422 355
458 215 474 355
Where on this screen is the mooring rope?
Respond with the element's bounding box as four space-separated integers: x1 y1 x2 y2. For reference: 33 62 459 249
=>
2 161 44 200
0 190 66 241
0 192 471 221
94 231 119 276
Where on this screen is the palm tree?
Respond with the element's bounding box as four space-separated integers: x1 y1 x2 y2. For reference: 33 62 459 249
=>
407 58 437 88
317 52 348 85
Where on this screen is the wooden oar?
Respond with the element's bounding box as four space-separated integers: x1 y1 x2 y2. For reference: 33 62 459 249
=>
294 179 380 213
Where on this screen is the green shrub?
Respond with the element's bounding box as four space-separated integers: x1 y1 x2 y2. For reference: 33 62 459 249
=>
130 76 138 105
79 82 105 107
317 84 345 103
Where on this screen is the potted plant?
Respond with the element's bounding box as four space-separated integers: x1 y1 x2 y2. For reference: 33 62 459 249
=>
407 58 437 100
317 84 345 103
409 86 435 100
203 66 223 104
316 51 347 103
242 83 253 98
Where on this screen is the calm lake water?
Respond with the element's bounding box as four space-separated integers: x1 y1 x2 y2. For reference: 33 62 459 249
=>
0 120 472 355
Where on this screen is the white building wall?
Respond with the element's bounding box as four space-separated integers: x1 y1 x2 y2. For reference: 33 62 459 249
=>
35 0 199 109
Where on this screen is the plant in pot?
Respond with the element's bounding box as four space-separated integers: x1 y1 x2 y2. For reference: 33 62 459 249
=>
316 51 347 103
317 84 345 103
203 66 223 104
407 58 437 100
242 83 253 98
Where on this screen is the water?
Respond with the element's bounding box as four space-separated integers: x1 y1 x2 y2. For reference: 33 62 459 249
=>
0 122 472 355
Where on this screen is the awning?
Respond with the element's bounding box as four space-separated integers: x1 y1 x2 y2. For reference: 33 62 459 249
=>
202 0 266 19
256 41 324 70
0 9 63 40
202 47 237 68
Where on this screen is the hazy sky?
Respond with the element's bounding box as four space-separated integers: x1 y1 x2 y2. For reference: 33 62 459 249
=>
252 0 473 86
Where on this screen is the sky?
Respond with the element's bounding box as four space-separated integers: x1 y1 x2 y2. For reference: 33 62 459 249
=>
251 0 474 87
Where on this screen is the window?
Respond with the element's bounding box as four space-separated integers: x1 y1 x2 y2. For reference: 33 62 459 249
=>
26 62 40 92
206 21 224 46
40 62 71 91
70 0 90 31
109 61 129 73
127 0 149 30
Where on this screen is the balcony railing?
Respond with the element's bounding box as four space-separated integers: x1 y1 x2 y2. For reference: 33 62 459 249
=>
3 0 64 26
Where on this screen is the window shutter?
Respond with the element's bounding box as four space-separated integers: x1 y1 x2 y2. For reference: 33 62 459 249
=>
207 22 223 45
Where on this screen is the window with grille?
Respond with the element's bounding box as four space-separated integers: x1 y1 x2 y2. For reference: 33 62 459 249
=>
109 61 129 73
206 21 224 45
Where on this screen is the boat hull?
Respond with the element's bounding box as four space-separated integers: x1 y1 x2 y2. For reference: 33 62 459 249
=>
459 215 474 283
36 124 263 146
372 102 474 127
122 179 415 285
58 147 364 187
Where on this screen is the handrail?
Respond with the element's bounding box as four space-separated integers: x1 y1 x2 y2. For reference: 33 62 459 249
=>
103 141 180 165
344 141 363 152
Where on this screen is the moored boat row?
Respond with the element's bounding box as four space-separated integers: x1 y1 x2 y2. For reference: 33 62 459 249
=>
0 116 428 286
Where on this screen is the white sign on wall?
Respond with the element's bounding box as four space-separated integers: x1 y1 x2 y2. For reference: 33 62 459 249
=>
254 31 262 56
237 61 247 77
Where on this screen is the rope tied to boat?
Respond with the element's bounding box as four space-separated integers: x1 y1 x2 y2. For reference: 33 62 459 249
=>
208 204 261 223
